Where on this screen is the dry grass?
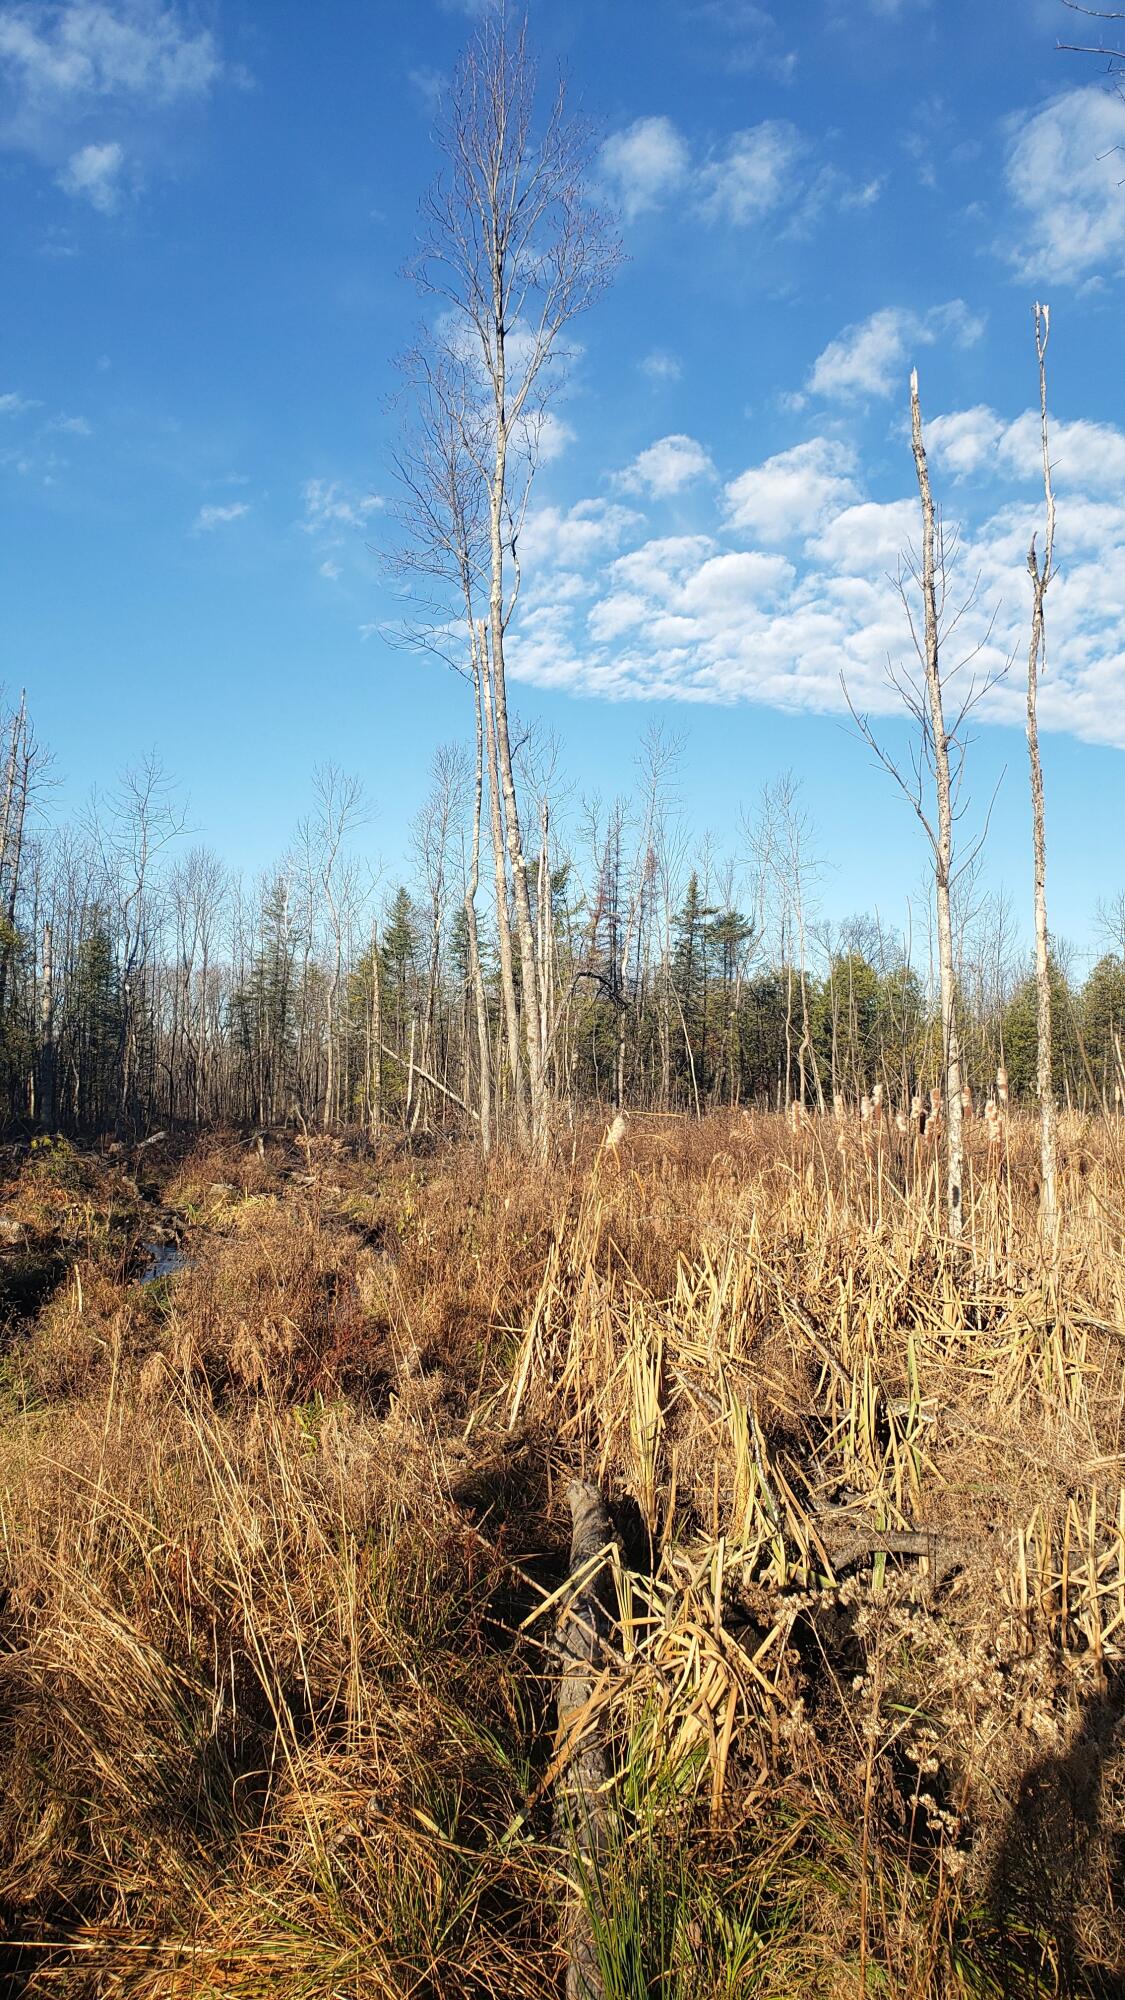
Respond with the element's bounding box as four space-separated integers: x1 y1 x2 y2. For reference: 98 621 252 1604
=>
0 1113 1122 1996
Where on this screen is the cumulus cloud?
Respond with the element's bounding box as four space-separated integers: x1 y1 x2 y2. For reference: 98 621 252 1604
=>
616 433 715 498
0 391 35 415
1004 87 1125 284
501 408 1125 749
56 136 123 208
928 405 1125 492
808 300 983 402
723 438 859 542
193 501 249 532
599 114 690 221
519 497 643 575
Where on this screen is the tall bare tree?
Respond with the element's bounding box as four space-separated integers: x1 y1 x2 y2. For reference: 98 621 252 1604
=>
1026 304 1059 1241
408 4 618 1151
844 372 1006 1243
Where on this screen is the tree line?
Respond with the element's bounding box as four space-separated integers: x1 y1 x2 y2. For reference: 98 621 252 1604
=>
1 691 1122 1142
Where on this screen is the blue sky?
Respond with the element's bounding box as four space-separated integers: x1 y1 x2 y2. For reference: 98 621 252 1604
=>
2 0 1125 956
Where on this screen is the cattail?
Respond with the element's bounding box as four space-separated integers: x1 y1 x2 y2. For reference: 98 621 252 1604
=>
895 1110 909 1135
872 1080 884 1109
996 1065 1009 1108
911 1093 923 1121
833 1094 845 1122
860 1095 872 1124
961 1083 974 1118
984 1099 1002 1144
603 1112 628 1153
929 1087 942 1115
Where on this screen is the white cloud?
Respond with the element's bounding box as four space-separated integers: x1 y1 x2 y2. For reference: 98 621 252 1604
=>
1005 87 1125 284
519 498 644 574
1 3 230 209
526 411 575 464
47 410 91 433
806 498 920 574
319 558 342 581
56 136 123 208
928 405 1125 493
723 438 859 541
503 404 1125 749
302 478 383 534
696 120 805 225
807 300 983 402
617 433 715 498
193 501 248 532
407 64 444 113
838 176 883 210
0 1 221 107
0 391 35 415
601 111 868 236
640 349 682 383
599 115 690 221
691 2 797 82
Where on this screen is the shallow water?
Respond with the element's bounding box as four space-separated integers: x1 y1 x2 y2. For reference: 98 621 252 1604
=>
138 1240 190 1284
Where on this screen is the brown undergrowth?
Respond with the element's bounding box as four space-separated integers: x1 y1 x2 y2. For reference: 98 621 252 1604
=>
0 1114 1122 1996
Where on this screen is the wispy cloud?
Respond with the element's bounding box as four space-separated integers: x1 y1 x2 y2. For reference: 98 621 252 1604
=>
302 478 383 534
0 2 232 206
0 391 36 415
640 350 683 384
687 2 797 82
193 500 249 532
599 115 690 222
696 121 806 226
600 111 878 235
56 137 124 209
0 1 222 108
407 64 444 113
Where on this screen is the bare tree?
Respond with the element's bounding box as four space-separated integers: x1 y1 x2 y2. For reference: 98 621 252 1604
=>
844 372 1007 1243
1026 304 1059 1242
408 4 619 1151
1058 0 1125 64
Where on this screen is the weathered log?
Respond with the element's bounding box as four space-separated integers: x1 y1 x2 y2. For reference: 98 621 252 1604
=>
556 1478 615 2000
